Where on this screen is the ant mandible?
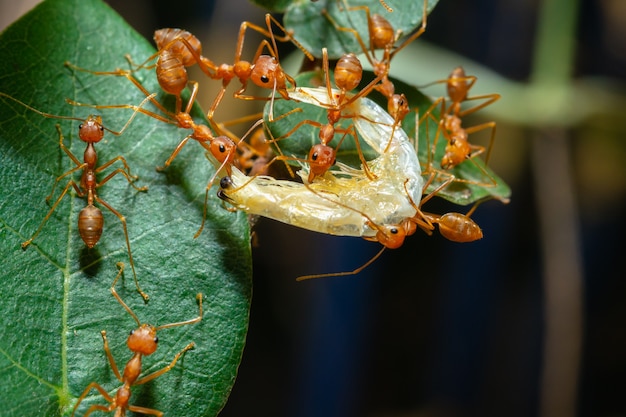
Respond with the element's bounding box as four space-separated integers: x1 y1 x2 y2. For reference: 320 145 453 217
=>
71 262 203 417
4 92 152 301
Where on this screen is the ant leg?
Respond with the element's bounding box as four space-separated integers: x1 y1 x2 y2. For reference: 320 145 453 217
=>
96 165 149 193
457 92 501 118
95 197 149 301
465 120 497 164
194 151 232 239
127 405 164 417
70 382 114 417
134 342 195 385
158 134 193 171
155 293 203 331
296 246 386 281
22 180 80 249
44 124 86 201
100 330 123 381
110 262 142 327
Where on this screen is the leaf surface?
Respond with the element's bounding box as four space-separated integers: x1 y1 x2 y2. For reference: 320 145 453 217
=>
284 0 439 59
0 0 251 416
248 0 293 12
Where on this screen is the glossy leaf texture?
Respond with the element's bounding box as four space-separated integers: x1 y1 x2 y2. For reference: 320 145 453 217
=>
284 0 439 59
0 0 251 416
264 71 511 205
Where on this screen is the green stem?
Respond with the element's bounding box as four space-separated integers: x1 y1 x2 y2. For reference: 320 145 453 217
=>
530 0 581 84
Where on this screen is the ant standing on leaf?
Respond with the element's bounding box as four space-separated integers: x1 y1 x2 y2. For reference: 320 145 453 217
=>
128 14 313 127
1 92 152 301
420 66 501 187
64 63 246 238
201 13 313 124
324 0 429 128
71 262 203 417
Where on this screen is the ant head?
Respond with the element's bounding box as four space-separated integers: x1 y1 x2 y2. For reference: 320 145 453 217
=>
441 150 462 170
78 115 105 143
369 14 395 49
334 54 362 92
210 136 236 167
375 224 406 249
127 324 159 356
388 94 409 122
250 55 283 90
441 131 470 169
307 143 336 182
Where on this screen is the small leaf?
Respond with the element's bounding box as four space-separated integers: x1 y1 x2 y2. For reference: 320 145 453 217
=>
0 0 251 416
284 0 439 59
264 71 511 205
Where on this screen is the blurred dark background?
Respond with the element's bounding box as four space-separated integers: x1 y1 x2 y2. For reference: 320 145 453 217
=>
4 0 624 416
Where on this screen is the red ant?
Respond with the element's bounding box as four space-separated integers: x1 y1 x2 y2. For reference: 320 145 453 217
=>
202 14 313 124
129 15 312 126
71 262 203 417
64 63 244 238
324 0 429 127
268 49 378 181
294 174 482 281
421 67 501 187
3 92 152 301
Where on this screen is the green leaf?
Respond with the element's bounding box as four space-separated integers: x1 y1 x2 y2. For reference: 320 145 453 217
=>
0 0 251 416
247 0 293 13
264 71 511 205
284 0 439 59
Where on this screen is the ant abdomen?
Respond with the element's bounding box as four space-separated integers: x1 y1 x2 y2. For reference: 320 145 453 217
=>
156 49 188 96
334 54 362 92
78 204 103 248
154 28 203 67
437 212 483 243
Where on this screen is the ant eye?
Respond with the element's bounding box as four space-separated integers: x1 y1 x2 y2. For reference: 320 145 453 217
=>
260 75 269 84
79 123 84 129
129 329 134 336
311 152 318 161
99 126 104 131
154 336 159 343
390 227 399 235
219 144 226 153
